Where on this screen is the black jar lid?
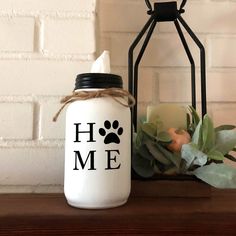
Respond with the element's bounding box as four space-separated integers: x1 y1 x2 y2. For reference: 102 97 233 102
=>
75 73 123 90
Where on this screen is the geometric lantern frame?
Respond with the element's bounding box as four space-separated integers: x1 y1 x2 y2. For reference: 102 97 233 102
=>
128 0 207 131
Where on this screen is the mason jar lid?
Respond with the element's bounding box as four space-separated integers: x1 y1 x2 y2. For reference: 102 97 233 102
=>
75 73 123 90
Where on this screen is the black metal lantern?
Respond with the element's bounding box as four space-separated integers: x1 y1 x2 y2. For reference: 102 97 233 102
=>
128 0 207 131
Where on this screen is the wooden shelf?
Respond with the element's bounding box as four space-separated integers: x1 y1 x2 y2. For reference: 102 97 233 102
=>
1 182 236 235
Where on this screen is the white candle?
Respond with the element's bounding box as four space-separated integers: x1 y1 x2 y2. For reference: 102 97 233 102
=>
147 104 187 131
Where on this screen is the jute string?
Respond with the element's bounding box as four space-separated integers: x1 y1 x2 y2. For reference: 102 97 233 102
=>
53 88 136 122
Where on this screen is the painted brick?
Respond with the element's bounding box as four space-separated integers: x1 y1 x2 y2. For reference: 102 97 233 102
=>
158 72 236 103
207 72 236 102
111 67 128 90
0 0 96 13
104 33 203 67
100 1 236 34
40 100 66 140
43 18 96 54
158 72 199 103
0 60 92 95
99 35 111 55
210 36 236 68
99 0 148 32
138 70 157 104
159 2 236 34
0 148 64 185
112 67 157 103
0 102 33 140
211 104 236 127
0 17 34 52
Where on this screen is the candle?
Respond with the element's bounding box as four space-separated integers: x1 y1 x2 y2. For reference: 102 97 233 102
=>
147 104 187 131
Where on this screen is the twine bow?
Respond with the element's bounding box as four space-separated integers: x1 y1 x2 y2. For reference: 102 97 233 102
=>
53 88 136 122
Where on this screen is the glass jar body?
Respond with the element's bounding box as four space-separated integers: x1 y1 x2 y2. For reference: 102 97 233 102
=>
64 92 131 209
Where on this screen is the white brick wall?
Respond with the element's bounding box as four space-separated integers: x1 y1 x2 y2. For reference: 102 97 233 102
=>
158 72 236 103
98 0 236 129
0 17 35 52
210 36 236 67
43 17 96 54
0 60 92 95
0 148 64 186
0 102 34 139
159 2 236 34
107 33 203 67
0 0 96 14
40 100 66 140
0 0 96 192
2 0 236 192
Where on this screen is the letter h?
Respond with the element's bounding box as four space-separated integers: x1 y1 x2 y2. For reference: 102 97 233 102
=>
74 123 95 143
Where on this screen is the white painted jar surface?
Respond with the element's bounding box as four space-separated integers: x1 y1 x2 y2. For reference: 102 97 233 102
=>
64 73 131 209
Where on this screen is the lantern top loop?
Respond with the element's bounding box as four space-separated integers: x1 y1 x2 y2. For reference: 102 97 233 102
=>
145 0 187 17
145 0 153 15
179 0 187 13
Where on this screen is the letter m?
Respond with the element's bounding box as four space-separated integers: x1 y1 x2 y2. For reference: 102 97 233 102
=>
73 150 96 170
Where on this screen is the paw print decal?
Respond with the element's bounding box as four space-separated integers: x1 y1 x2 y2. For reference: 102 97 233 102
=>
99 120 123 144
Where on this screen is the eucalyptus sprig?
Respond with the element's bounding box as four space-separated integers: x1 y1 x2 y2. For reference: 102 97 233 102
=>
187 106 200 135
133 106 236 188
182 114 236 188
182 114 236 169
133 121 180 178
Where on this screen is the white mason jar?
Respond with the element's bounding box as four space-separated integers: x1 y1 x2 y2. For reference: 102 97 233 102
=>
64 73 131 209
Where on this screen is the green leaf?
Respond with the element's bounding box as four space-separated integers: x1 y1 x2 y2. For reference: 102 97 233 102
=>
179 160 188 174
207 149 224 161
193 163 236 188
154 117 165 131
201 115 215 152
181 143 208 169
172 152 182 169
156 131 172 143
215 125 236 132
138 116 146 125
137 145 154 161
215 130 236 155
189 106 200 126
134 130 143 148
192 120 203 148
153 163 162 174
156 143 181 168
145 141 172 166
141 123 157 139
164 166 179 175
132 153 155 178
187 113 191 130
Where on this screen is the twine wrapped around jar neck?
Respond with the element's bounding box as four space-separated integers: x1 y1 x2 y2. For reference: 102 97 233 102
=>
53 88 136 122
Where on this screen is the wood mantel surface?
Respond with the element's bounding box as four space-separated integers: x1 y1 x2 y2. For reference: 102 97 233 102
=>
1 181 236 235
